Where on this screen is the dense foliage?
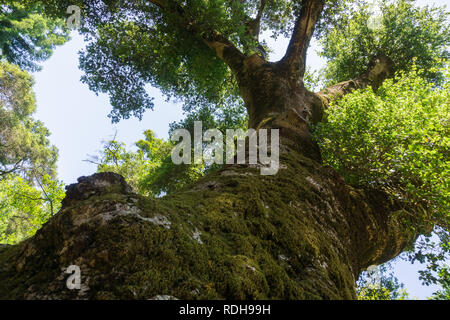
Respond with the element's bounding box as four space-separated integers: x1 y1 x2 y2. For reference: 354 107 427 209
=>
0 174 64 244
23 0 350 122
0 61 57 180
313 65 449 298
0 0 69 71
0 2 67 244
319 0 449 85
314 65 449 222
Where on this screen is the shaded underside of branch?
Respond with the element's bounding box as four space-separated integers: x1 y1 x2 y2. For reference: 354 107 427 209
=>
316 54 393 109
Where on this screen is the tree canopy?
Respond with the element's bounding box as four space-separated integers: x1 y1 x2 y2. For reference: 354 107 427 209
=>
0 61 65 245
0 0 69 71
0 2 68 244
23 0 448 122
319 0 449 85
0 61 58 179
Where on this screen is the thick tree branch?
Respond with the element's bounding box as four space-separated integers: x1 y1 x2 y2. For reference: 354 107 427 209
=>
279 0 324 78
202 33 247 73
316 54 393 108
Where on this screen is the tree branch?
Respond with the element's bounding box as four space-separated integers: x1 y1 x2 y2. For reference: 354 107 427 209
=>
247 0 266 38
278 0 325 78
35 175 55 215
256 0 266 22
83 159 102 166
242 0 267 58
0 159 25 177
147 0 165 9
316 54 393 108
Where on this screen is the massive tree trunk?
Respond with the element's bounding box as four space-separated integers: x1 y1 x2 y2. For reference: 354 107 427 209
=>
0 0 426 300
0 52 422 300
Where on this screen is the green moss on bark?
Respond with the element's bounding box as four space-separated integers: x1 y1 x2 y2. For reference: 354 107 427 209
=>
0 148 418 300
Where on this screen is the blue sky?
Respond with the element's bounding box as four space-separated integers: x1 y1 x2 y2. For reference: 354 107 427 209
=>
31 0 447 299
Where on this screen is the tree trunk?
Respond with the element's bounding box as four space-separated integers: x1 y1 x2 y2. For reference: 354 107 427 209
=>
0 54 422 299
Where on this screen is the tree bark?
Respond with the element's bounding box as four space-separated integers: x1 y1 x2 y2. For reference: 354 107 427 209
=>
0 153 420 299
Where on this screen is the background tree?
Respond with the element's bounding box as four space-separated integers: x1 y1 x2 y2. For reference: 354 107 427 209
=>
0 61 58 179
0 2 68 244
0 61 66 244
0 0 69 71
87 130 180 196
357 262 410 300
0 174 65 244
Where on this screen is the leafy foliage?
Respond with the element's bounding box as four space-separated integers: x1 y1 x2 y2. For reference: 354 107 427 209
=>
0 173 65 244
89 130 195 196
314 65 450 295
0 61 58 180
92 129 205 196
0 0 69 71
76 4 244 122
357 263 410 300
319 0 449 85
22 0 448 123
314 65 449 223
430 265 450 299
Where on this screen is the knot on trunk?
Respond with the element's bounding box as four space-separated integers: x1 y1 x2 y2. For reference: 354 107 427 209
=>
62 172 132 206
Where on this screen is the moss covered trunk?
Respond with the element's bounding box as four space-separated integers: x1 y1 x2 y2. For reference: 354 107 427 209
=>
0 58 420 299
